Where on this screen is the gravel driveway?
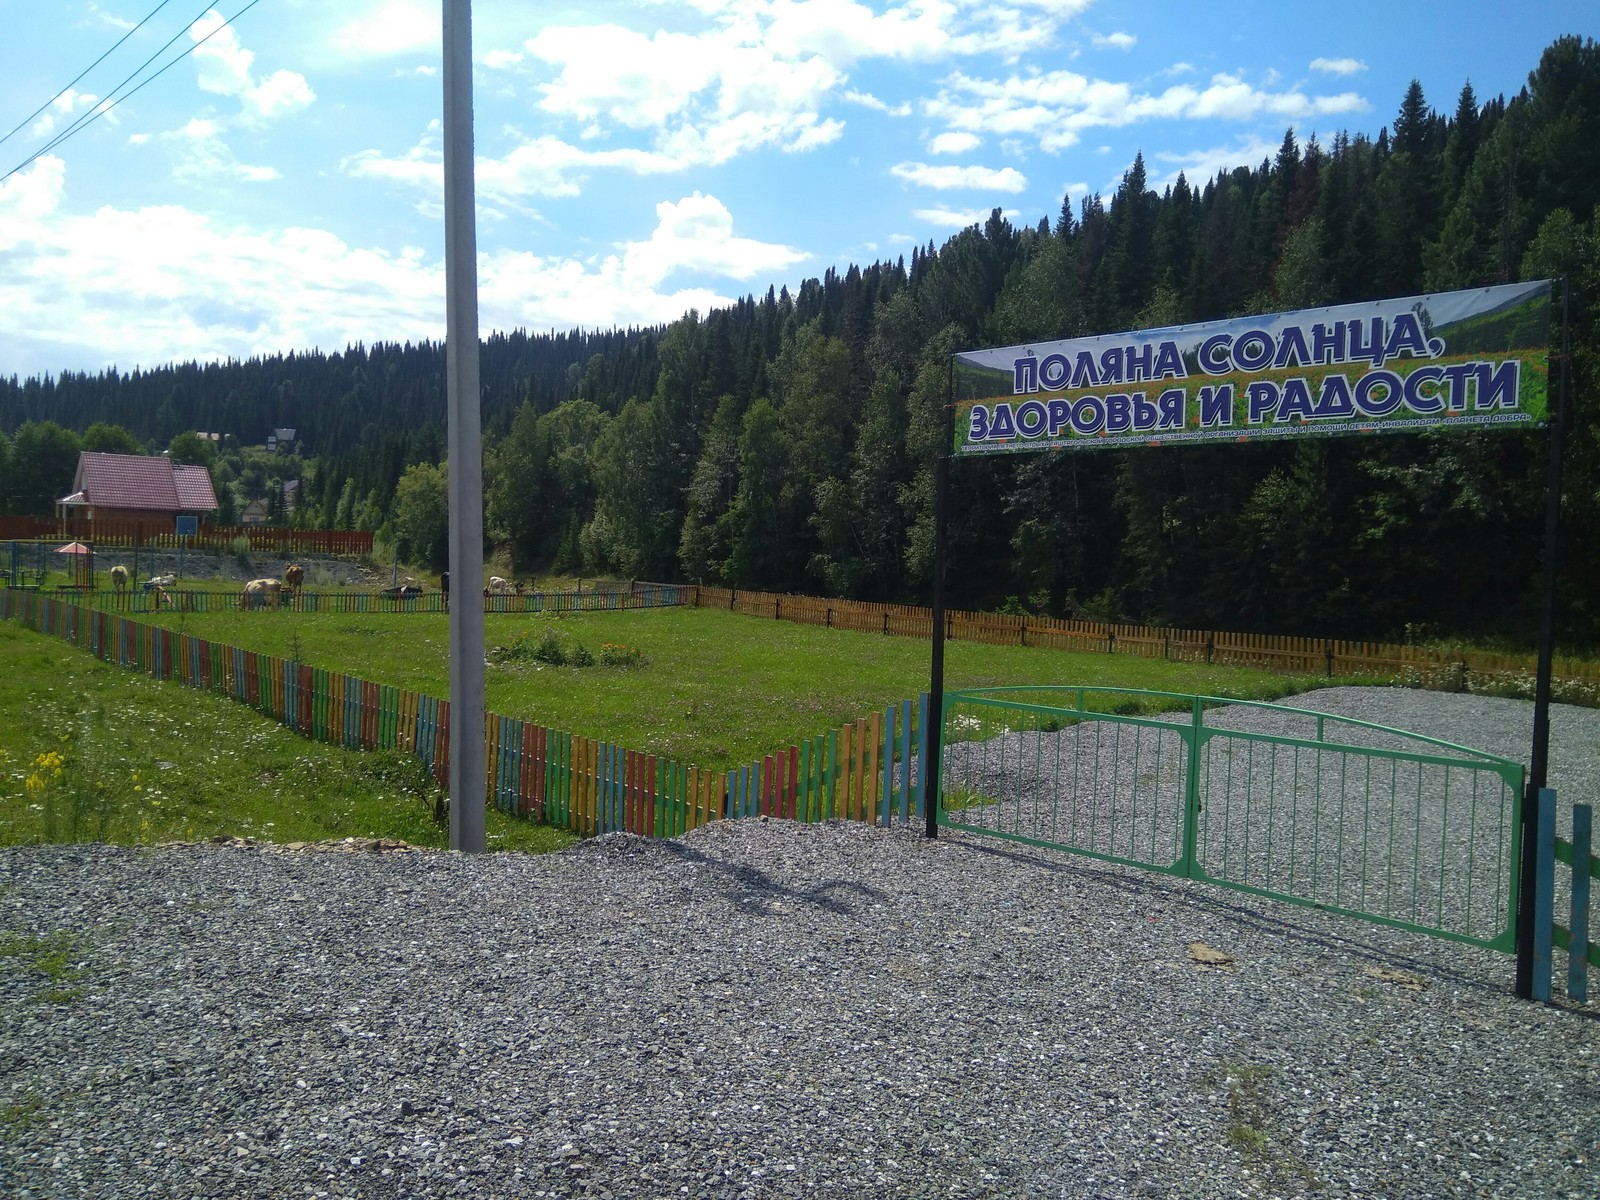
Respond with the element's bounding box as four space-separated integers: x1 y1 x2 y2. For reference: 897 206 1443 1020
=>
2 690 1598 1200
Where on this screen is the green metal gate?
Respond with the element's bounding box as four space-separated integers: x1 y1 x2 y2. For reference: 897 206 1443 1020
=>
939 687 1524 950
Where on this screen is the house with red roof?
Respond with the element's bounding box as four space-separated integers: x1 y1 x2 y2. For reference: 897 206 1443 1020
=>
61 451 220 530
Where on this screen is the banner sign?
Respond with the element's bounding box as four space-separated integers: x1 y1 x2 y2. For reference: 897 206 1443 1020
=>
952 280 1552 455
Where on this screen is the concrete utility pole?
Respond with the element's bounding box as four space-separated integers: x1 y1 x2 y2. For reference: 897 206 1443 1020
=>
443 0 485 852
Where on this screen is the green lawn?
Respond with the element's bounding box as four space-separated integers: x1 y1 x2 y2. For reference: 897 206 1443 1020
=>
130 603 1337 768
0 621 573 853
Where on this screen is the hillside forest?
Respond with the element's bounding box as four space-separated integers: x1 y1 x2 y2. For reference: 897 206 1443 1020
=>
2 37 1599 649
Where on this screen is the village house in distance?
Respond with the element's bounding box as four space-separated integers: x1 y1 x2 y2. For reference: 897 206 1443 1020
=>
57 450 219 534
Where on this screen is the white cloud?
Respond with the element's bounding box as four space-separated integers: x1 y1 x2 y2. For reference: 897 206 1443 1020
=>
88 2 135 31
844 90 913 116
0 159 807 374
522 21 854 167
484 50 524 70
508 0 1105 174
0 154 67 228
0 157 435 373
344 132 687 208
525 25 726 130
620 192 806 287
331 0 438 58
191 10 255 96
891 162 1028 192
1092 32 1136 50
911 205 1013 229
165 119 281 183
27 89 99 140
929 131 981 155
248 70 317 119
1151 134 1283 188
190 11 315 121
1310 57 1367 76
924 67 1368 152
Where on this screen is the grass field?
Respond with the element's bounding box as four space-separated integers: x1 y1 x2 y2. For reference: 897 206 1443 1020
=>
125 603 1341 768
0 621 573 852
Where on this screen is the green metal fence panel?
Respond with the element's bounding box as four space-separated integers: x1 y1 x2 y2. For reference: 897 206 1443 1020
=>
941 686 1523 951
941 689 1192 876
1191 728 1520 948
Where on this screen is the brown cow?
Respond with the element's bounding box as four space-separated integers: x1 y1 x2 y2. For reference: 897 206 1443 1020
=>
110 564 129 604
283 563 305 598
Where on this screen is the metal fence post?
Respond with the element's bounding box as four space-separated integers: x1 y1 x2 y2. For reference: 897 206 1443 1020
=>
1181 695 1204 878
1533 787 1557 1003
1571 804 1592 1004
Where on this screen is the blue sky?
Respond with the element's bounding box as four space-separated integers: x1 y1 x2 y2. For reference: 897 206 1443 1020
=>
0 0 1593 380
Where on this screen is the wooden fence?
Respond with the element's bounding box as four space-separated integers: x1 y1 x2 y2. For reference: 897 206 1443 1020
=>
0 517 372 555
678 585 1600 698
0 589 930 840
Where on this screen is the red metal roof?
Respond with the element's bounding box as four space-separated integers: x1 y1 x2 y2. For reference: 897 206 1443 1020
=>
74 452 217 513
173 463 219 511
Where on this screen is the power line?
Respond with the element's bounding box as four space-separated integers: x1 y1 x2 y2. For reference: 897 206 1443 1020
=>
2 0 218 182
2 0 267 186
0 0 180 150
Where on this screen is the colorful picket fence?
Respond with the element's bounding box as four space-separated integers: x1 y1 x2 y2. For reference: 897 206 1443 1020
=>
680 585 1600 697
0 588 929 840
1532 789 1598 1004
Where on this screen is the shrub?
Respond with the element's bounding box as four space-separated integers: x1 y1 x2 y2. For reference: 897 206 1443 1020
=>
489 630 648 671
599 642 645 668
489 627 572 667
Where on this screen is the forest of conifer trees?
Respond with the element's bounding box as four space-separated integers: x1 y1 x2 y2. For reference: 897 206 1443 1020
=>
2 36 1598 647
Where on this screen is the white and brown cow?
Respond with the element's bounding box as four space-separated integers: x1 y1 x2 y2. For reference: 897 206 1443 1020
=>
240 578 282 610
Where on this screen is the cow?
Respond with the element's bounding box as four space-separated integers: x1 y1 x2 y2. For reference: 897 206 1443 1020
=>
283 563 305 600
380 576 424 600
488 576 512 593
241 578 282 610
144 574 175 590
109 565 129 604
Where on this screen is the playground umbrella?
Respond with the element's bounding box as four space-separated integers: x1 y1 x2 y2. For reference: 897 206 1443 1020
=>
55 541 94 587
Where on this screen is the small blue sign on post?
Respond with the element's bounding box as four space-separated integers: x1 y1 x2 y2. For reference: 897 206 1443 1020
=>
175 515 198 537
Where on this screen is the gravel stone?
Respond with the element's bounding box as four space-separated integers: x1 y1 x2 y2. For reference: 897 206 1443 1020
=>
2 688 1597 1199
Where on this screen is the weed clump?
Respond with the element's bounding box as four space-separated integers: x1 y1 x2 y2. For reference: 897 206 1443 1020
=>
489 629 646 670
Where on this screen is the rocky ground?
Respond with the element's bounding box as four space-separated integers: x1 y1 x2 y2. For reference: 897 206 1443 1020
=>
2 818 1597 1200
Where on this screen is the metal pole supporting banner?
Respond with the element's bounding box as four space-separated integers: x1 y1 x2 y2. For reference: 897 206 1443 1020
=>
443 0 485 853
1517 277 1570 998
926 358 954 839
